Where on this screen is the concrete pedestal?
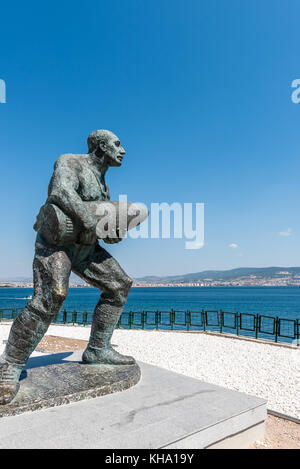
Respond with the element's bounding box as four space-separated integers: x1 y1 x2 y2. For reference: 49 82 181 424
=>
0 351 266 449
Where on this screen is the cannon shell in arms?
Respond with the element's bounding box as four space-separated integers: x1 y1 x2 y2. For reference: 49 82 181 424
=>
33 201 149 246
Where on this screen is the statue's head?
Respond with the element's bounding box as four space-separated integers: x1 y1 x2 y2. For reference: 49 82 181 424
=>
87 129 126 167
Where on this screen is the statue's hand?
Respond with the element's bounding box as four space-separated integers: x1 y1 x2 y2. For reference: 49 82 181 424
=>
102 228 124 244
103 236 123 244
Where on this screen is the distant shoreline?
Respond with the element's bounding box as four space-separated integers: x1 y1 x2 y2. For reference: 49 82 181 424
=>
3 267 300 288
1 284 300 289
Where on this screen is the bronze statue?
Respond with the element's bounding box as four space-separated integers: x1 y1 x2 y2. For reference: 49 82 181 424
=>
0 130 142 405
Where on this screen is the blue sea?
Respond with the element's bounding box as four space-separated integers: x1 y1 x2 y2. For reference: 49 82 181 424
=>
1 286 300 321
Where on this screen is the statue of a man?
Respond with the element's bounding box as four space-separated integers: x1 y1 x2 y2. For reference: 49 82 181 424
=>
0 130 135 405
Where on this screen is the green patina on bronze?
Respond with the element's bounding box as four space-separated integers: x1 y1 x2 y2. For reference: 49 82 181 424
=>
0 130 143 405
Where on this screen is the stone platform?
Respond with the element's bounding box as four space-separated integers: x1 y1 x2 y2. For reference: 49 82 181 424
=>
0 351 266 448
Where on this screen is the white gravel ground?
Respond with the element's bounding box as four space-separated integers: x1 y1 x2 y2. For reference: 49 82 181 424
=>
0 323 299 418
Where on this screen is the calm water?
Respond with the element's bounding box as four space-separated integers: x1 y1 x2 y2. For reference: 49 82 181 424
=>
1 286 300 320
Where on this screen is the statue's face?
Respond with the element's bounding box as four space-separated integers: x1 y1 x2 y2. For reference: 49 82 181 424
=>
99 133 126 167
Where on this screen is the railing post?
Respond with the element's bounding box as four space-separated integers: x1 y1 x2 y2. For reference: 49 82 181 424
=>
155 311 159 330
186 310 191 331
141 311 145 330
83 312 88 326
296 320 299 347
275 317 279 343
255 314 259 339
220 310 223 334
236 312 239 336
170 309 174 330
72 311 77 325
202 309 206 331
0 310 2 322
63 309 67 324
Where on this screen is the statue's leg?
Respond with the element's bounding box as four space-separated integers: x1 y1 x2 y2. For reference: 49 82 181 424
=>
73 243 134 365
0 237 71 404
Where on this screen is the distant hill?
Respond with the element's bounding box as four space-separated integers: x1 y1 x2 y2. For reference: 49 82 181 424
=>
135 267 300 284
3 267 300 286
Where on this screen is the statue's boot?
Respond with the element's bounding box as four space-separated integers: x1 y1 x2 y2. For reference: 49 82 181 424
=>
0 308 51 404
0 361 23 405
82 302 135 365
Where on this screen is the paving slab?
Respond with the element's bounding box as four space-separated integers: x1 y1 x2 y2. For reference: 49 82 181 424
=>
0 351 267 448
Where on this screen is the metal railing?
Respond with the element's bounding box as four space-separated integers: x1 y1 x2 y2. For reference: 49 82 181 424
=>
0 308 299 345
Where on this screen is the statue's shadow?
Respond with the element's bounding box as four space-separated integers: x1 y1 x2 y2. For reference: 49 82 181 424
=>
20 351 77 381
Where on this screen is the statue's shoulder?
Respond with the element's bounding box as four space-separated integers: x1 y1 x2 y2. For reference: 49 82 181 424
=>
54 153 88 171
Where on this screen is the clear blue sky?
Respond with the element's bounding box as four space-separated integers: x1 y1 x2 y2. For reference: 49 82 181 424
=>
0 0 300 278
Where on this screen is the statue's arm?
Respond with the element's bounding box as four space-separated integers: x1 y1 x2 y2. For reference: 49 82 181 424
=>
47 156 95 231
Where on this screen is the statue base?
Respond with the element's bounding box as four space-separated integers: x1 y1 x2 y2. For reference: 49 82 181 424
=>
0 355 141 418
